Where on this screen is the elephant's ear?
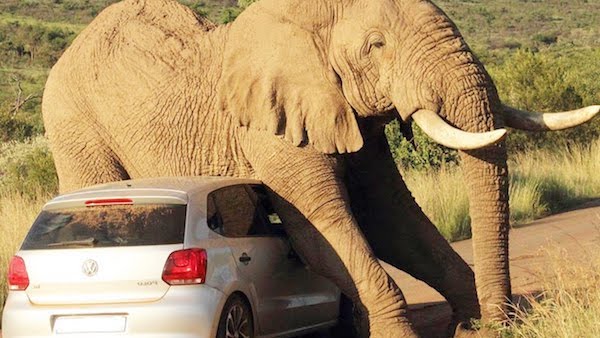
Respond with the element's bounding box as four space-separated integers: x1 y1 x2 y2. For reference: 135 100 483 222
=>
218 12 363 154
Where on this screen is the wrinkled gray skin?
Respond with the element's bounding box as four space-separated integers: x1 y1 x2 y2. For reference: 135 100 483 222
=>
42 0 597 336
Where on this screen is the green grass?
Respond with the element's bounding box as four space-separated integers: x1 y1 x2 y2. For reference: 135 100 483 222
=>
0 13 85 33
435 0 600 63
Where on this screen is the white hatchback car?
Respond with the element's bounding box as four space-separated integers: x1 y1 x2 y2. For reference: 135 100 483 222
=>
2 177 340 338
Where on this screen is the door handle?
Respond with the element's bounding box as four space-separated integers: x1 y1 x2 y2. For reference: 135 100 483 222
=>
239 253 251 265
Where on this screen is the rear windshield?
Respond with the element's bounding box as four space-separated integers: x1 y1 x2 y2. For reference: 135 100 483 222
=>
21 204 187 250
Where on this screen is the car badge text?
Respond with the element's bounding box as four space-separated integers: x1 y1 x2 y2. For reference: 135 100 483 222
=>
82 259 99 277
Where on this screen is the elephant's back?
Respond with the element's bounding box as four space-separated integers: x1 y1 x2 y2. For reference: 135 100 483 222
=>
43 0 246 179
44 0 220 118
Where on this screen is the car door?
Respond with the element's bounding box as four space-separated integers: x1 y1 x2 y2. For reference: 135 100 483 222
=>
207 184 298 335
247 185 340 330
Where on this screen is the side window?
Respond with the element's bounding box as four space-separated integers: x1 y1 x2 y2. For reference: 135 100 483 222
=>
207 185 270 237
206 195 222 232
250 185 286 236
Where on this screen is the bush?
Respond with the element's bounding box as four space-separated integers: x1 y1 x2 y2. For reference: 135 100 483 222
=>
385 120 459 170
488 49 599 151
189 1 209 17
0 113 39 142
0 21 76 68
219 7 241 24
0 137 58 196
237 0 257 9
532 32 558 45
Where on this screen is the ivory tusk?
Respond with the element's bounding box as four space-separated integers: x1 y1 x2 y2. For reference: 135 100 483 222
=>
411 109 507 150
503 105 600 131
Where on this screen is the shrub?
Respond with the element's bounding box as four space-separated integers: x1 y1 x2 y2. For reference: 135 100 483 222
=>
0 113 39 142
0 137 58 196
219 7 241 24
488 49 598 151
385 120 459 170
237 0 257 9
532 32 558 45
189 1 209 17
0 21 76 68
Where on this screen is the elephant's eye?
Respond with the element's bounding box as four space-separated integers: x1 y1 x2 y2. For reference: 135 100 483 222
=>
363 32 386 56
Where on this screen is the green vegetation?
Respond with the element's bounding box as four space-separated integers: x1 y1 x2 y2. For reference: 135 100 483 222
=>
0 137 58 197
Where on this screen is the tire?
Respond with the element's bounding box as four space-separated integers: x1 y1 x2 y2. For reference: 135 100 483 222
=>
217 294 254 338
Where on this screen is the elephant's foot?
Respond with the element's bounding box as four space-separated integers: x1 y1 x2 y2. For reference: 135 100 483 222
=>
446 306 481 336
452 322 499 338
369 318 419 338
333 294 418 338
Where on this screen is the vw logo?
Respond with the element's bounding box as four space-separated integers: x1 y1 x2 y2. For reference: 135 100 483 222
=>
82 259 99 277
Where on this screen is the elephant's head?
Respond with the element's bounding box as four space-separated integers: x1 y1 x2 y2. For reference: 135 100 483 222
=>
219 0 599 323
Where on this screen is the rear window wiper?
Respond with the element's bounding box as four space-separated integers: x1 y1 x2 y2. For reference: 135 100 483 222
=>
47 237 97 248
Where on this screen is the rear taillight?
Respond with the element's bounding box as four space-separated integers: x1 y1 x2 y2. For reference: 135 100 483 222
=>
8 256 29 291
162 248 207 285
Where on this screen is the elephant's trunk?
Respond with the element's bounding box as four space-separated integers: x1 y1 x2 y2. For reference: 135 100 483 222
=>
460 143 511 322
445 69 512 323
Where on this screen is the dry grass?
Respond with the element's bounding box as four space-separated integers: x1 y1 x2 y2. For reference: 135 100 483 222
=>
0 189 50 326
500 237 600 337
403 138 600 241
402 166 472 241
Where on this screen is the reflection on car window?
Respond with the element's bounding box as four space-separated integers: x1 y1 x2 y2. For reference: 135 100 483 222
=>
208 185 270 237
21 204 187 250
250 185 286 235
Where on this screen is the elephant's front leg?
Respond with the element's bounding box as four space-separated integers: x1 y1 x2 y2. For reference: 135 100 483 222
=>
345 126 480 331
240 129 418 338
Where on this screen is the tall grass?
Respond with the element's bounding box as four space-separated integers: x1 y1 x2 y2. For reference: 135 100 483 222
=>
402 167 472 241
500 239 600 337
403 138 600 241
0 190 49 327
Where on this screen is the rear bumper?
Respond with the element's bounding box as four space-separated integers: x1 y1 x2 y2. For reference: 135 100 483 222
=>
1 285 226 338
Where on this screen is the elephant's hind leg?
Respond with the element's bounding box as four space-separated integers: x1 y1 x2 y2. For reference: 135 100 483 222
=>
47 120 130 193
240 129 419 338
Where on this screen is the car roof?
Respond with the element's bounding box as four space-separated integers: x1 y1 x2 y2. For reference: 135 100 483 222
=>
44 176 263 210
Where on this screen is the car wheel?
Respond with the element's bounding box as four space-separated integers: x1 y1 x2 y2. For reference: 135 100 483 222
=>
217 294 254 338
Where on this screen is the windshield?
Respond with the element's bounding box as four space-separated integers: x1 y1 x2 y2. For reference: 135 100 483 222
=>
21 204 187 250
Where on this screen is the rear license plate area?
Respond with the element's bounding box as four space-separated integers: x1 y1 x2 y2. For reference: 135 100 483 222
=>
53 314 127 334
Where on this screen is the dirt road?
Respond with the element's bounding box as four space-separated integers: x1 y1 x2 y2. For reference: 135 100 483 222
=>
390 201 600 337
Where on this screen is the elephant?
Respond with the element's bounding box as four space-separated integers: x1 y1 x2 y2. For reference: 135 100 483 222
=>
42 0 599 336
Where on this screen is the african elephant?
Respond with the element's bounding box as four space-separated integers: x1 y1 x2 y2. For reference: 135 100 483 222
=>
42 0 598 336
